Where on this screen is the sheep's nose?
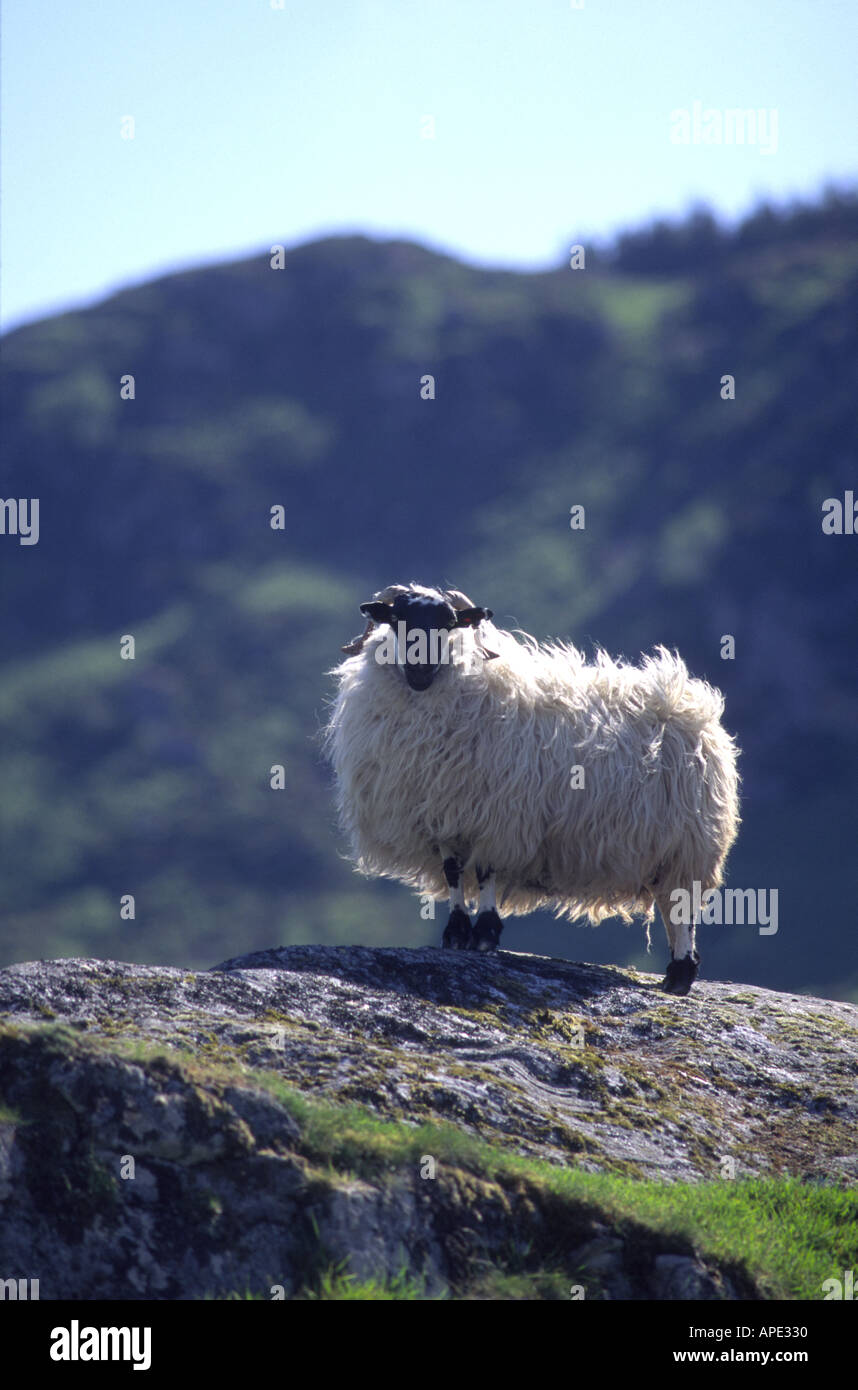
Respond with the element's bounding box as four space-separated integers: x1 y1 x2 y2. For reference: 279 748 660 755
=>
404 666 436 691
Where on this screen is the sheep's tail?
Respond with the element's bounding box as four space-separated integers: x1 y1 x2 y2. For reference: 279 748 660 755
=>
637 646 725 728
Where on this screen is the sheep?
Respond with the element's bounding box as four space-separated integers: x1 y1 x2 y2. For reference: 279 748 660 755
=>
325 583 740 995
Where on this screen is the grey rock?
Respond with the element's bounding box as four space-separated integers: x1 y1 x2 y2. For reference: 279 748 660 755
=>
652 1254 737 1300
0 946 855 1300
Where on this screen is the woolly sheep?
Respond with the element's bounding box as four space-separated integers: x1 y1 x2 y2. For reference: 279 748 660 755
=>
325 583 740 994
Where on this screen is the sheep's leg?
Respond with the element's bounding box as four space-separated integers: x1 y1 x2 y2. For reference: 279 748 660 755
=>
657 890 700 996
440 850 471 950
471 864 504 953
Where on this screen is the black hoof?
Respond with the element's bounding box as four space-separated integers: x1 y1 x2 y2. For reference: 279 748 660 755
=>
470 909 504 953
442 906 472 950
661 952 700 996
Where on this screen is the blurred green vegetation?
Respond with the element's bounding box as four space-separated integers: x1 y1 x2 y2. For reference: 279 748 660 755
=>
1 191 856 999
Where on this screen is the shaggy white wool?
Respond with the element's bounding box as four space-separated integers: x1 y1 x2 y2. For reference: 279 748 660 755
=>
325 588 740 928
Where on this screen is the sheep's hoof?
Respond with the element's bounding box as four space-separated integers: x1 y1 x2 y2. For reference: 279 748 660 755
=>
661 952 700 996
470 909 504 953
442 907 472 950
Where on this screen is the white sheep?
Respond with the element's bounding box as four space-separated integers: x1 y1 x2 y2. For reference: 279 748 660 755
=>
325 583 740 994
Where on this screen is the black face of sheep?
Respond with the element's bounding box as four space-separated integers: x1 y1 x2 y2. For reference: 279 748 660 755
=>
359 594 491 691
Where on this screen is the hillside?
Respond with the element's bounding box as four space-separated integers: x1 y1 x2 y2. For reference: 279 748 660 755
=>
1 192 857 998
1 947 856 1299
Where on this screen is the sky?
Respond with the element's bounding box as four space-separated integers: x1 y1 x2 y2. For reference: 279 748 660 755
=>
2 0 856 332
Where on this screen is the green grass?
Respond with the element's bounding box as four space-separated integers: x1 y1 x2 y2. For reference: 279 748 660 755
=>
568 1174 854 1301
204 1266 443 1300
300 1265 443 1300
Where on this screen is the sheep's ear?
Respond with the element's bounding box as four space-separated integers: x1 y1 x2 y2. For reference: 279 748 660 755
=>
455 606 492 627
359 602 396 624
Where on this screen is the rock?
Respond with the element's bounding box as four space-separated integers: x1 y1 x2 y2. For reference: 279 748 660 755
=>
652 1254 736 1300
0 946 855 1300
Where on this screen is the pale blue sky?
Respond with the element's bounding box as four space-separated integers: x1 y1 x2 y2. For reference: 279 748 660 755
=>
2 0 856 331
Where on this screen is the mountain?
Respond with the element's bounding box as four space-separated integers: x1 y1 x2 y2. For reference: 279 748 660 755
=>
1 190 857 998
